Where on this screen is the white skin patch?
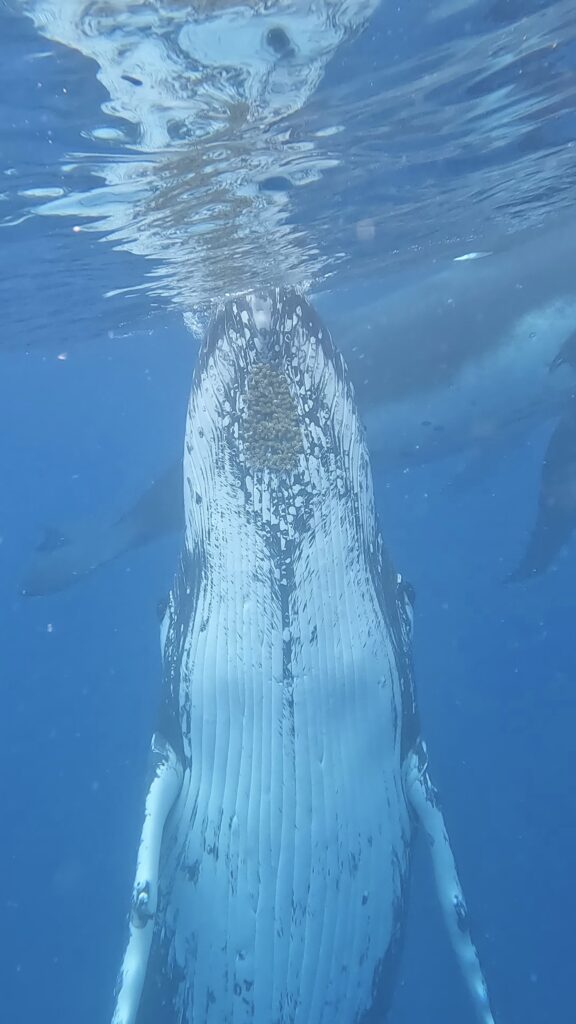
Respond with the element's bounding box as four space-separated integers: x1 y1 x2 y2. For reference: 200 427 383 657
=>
249 293 273 330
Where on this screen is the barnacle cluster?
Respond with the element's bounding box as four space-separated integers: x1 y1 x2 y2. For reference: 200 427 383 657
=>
242 362 302 471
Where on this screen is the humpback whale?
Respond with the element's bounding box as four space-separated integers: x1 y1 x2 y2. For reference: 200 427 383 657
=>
112 288 494 1024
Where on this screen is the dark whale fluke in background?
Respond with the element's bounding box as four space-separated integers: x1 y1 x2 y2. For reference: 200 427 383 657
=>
112 288 496 1024
507 407 576 582
506 338 576 581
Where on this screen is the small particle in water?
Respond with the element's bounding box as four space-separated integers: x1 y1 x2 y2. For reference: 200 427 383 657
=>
47 623 54 633
57 352 68 361
453 251 492 262
72 225 81 233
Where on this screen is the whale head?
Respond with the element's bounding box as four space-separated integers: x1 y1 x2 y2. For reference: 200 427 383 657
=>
182 287 383 571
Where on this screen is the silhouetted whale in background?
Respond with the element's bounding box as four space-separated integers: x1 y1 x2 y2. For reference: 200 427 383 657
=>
21 220 576 595
111 288 495 1024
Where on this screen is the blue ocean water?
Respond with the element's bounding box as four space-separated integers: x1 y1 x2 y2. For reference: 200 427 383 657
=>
2 3 576 1024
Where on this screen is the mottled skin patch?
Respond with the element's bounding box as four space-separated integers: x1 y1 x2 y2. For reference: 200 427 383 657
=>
242 362 303 471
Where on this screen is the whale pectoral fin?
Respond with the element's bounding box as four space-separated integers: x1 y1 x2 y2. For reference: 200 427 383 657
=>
507 409 576 582
21 460 183 597
405 742 495 1024
119 459 184 546
112 733 183 1024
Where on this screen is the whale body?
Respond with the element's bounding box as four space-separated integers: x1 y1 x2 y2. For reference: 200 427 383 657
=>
112 289 494 1024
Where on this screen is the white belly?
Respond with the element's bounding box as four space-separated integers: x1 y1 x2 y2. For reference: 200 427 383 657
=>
157 483 411 1024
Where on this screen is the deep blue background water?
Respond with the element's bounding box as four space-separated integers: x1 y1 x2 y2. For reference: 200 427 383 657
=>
2 4 576 1024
